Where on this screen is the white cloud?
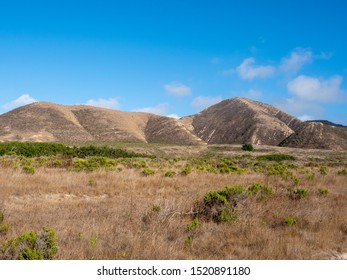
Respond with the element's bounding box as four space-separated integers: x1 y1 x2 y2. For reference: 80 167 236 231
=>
276 98 324 119
2 94 37 111
192 96 223 110
236 57 275 80
164 82 192 97
86 98 120 110
298 114 316 121
133 103 168 116
280 48 313 74
166 114 179 119
287 75 344 102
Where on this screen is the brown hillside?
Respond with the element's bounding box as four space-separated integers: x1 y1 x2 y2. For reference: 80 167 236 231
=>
280 121 347 150
184 97 302 145
0 98 346 150
0 102 201 145
0 102 94 142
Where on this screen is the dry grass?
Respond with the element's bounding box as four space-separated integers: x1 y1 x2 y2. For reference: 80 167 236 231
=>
0 146 346 260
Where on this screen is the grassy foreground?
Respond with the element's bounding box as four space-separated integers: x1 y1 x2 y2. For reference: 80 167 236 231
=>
0 142 346 259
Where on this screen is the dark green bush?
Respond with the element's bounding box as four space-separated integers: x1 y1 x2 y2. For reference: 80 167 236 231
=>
0 142 152 159
242 143 254 151
256 154 296 162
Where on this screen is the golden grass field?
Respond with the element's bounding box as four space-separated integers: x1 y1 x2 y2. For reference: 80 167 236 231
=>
0 144 346 260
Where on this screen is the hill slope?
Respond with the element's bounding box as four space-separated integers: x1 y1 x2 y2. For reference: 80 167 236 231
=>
182 97 303 146
0 102 201 145
0 98 346 150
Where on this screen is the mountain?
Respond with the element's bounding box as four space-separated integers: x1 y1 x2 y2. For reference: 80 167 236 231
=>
0 102 201 145
182 97 303 145
0 98 346 150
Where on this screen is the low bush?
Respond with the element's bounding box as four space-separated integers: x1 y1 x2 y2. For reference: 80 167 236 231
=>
202 186 244 223
186 218 199 232
247 182 273 197
242 143 254 151
0 142 152 159
319 166 329 175
0 227 58 260
256 154 296 162
164 170 176 177
289 188 308 200
142 168 155 176
283 216 297 226
318 188 329 196
180 164 192 176
22 165 36 174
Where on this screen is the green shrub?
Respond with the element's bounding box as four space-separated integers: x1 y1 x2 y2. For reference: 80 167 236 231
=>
0 227 58 260
242 143 254 151
22 165 36 174
0 211 3 224
0 142 153 159
290 188 308 199
283 216 297 226
319 166 328 175
164 170 176 177
184 236 193 247
186 218 199 232
247 182 273 197
180 164 192 176
142 168 155 176
202 185 244 223
256 154 296 162
318 188 329 196
52 159 62 167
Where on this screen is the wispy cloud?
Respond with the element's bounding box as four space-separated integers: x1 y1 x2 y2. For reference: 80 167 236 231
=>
276 98 324 119
287 75 344 102
280 48 313 74
166 113 179 119
236 58 275 80
192 96 223 110
298 114 316 121
164 82 192 97
132 103 168 115
85 98 120 110
2 94 37 111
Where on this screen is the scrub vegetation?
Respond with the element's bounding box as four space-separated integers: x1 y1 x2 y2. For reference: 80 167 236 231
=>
0 142 346 260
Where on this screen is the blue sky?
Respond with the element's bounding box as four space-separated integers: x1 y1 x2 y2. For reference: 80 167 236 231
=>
1 0 346 124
